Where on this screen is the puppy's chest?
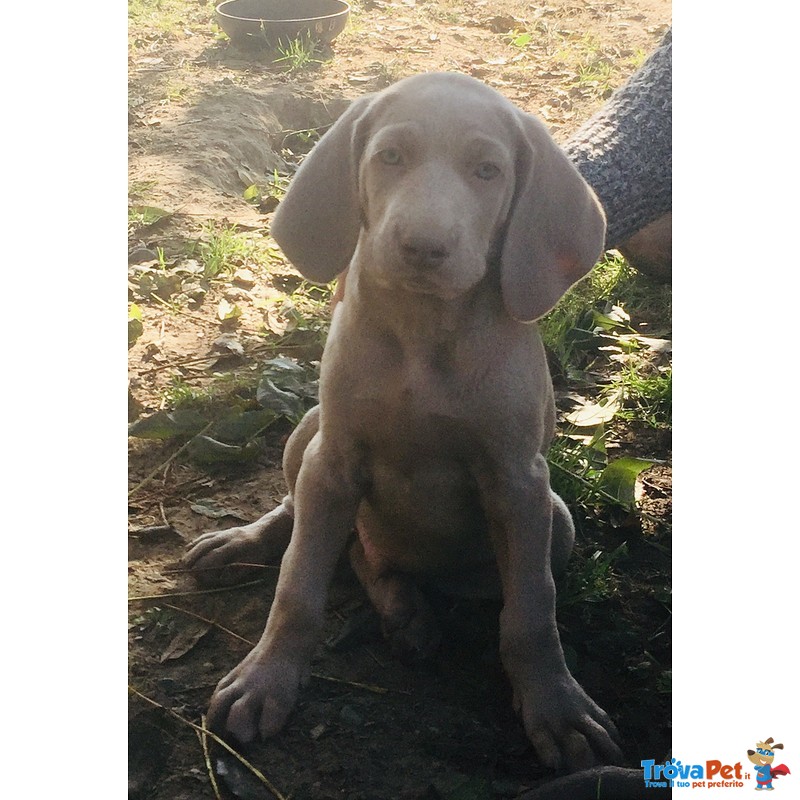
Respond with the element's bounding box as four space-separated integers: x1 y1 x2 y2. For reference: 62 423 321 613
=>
348 338 478 428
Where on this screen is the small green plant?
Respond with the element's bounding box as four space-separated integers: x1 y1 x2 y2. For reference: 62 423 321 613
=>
615 363 672 428
198 223 252 279
129 0 199 42
164 77 193 105
243 169 290 207
552 33 621 97
628 48 648 70
131 356 321 469
128 179 157 201
258 281 335 353
273 36 323 71
375 59 407 87
508 31 532 49
161 376 205 409
574 58 616 95
548 426 610 510
540 252 636 370
559 542 628 608
128 303 144 348
279 127 322 156
128 204 171 234
420 5 460 25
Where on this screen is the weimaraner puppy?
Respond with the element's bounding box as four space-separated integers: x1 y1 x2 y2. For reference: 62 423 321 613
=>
185 72 622 771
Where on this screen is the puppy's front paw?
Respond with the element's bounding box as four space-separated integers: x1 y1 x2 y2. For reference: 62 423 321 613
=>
512 670 623 772
207 651 302 744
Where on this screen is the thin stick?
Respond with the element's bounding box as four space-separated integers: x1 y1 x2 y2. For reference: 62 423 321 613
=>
163 603 254 646
197 716 222 800
129 685 288 800
128 421 214 498
128 579 266 602
310 672 398 696
148 290 219 328
159 603 397 696
163 563 279 576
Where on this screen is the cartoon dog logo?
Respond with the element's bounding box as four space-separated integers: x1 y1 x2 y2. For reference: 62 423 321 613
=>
747 738 791 790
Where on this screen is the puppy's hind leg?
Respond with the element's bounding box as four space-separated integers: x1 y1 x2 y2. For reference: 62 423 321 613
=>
550 490 576 578
349 536 441 662
184 406 320 586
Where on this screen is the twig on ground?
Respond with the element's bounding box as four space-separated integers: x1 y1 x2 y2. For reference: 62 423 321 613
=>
157 602 399 696
197 715 223 800
129 685 287 800
128 420 214 497
163 602 254 646
311 672 403 696
148 290 221 328
163 562 279 576
128 579 267 602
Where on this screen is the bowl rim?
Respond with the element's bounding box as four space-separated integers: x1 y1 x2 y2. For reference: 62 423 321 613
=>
215 0 351 23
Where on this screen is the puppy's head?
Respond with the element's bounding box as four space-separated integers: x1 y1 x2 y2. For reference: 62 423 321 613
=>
271 73 606 321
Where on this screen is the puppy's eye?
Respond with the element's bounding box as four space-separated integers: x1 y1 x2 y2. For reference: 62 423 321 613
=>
378 148 403 166
475 162 501 181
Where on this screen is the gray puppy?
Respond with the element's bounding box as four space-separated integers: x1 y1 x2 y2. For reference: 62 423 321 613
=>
186 72 621 772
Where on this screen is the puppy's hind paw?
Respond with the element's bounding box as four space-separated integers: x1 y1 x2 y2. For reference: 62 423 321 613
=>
184 506 293 587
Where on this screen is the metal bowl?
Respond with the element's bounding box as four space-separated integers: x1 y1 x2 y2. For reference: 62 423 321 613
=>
215 0 350 47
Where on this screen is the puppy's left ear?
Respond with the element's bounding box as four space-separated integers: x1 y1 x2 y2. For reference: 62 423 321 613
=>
270 95 374 284
501 111 606 322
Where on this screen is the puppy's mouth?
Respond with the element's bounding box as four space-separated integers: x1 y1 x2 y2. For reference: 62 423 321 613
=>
390 269 472 301
398 272 448 295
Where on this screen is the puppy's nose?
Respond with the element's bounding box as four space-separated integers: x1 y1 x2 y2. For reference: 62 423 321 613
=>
399 233 450 268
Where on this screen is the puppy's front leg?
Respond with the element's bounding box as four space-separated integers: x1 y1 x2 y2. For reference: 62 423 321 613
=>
479 453 623 772
207 434 361 743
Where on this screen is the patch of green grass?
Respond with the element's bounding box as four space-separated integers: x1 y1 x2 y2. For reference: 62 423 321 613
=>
548 427 610 511
273 36 324 71
243 169 290 206
374 59 408 87
507 31 533 49
616 363 672 429
501 18 564 56
628 48 648 70
420 4 461 25
258 281 335 354
161 376 205 409
128 179 157 201
539 251 636 371
542 251 670 516
574 59 615 94
197 223 253 279
553 33 623 97
158 370 277 417
163 77 193 105
129 0 198 41
128 205 167 230
559 541 628 608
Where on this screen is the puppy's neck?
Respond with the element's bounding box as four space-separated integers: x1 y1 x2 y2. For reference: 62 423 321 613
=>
345 263 503 348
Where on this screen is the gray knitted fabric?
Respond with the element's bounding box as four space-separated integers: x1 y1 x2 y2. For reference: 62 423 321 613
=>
563 28 672 248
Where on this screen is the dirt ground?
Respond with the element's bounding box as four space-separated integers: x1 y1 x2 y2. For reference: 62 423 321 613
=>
128 1 672 798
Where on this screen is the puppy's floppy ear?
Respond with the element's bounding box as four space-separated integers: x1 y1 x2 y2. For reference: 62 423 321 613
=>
270 95 374 284
500 111 606 322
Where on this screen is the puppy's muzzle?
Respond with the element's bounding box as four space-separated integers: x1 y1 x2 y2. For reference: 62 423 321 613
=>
394 223 458 271
397 231 453 270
